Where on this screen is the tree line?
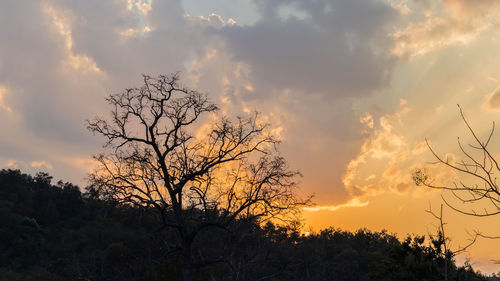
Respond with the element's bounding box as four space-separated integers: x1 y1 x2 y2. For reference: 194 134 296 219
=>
0 169 495 280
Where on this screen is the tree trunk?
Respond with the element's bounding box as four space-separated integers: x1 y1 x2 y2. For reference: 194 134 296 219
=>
182 240 193 281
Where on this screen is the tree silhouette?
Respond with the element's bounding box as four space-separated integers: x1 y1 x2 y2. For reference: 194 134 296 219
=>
413 105 500 218
425 204 479 280
0 169 490 280
87 73 311 281
413 105 500 253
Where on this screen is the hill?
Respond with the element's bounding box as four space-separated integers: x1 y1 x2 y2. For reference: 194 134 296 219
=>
0 169 494 280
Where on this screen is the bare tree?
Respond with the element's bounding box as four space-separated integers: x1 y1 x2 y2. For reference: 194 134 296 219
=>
413 105 500 218
87 73 311 281
412 105 500 270
425 204 479 280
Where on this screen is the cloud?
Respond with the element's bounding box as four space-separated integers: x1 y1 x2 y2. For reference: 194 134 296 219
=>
0 0 448 202
2 159 53 173
486 86 500 109
42 3 103 74
303 197 369 212
182 45 368 204
442 0 500 19
392 0 500 57
218 0 399 99
0 85 12 113
0 0 203 184
0 1 110 145
180 0 407 206
127 0 152 15
388 0 412 15
0 0 492 207
341 103 428 198
185 13 236 28
31 160 53 170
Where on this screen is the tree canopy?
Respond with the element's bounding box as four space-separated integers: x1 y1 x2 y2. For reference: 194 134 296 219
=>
86 73 311 280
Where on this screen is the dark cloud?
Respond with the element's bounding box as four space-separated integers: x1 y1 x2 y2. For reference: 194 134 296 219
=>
219 0 398 99
58 0 192 81
0 0 225 185
0 2 79 141
0 0 198 143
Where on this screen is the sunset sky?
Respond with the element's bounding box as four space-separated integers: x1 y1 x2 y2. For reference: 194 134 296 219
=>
1 0 500 273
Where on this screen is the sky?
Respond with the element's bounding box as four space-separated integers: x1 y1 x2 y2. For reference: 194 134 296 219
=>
1 0 500 274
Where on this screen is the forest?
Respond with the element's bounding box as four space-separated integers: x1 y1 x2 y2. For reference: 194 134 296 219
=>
1 168 497 281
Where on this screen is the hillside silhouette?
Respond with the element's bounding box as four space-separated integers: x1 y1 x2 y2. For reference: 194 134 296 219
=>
0 169 496 280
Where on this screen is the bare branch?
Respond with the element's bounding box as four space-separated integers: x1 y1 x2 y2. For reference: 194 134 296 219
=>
86 74 311 281
413 106 500 218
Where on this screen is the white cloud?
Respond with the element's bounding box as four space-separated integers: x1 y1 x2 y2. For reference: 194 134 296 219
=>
303 198 369 212
342 104 425 198
392 0 500 57
185 13 236 28
127 0 152 15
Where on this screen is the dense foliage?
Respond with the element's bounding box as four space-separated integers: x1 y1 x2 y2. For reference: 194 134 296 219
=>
0 169 495 280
